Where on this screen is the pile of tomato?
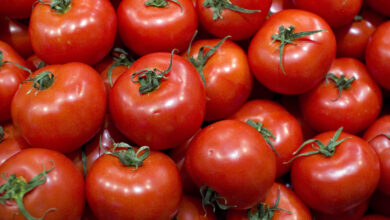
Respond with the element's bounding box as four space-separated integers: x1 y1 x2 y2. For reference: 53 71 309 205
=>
1 0 390 219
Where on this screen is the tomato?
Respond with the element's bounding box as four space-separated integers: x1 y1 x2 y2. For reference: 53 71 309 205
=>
269 0 294 15
300 58 382 134
86 144 182 220
175 195 217 220
370 191 390 217
109 51 206 150
226 183 312 220
11 62 107 153
0 40 30 123
363 115 390 196
292 0 362 28
26 54 45 72
362 215 390 220
248 9 336 95
366 21 390 90
29 0 117 65
117 0 197 56
0 123 29 165
196 0 272 41
366 0 390 17
0 148 84 220
334 8 386 60
184 38 252 121
229 99 303 178
312 200 368 220
0 0 35 18
0 16 33 58
185 120 276 210
290 128 380 214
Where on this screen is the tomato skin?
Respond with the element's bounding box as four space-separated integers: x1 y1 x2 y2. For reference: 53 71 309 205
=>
0 0 36 18
0 123 29 165
176 195 217 220
312 200 368 220
86 149 182 220
109 52 206 150
366 21 390 90
363 115 390 196
292 0 362 28
197 0 272 41
248 9 336 95
229 100 303 178
365 0 390 17
300 58 382 134
11 63 107 153
0 16 33 58
269 0 294 15
185 39 252 121
26 54 44 72
291 131 380 214
29 0 117 65
0 148 85 220
185 120 276 209
117 0 197 56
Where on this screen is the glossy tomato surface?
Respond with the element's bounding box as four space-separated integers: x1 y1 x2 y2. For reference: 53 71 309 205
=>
0 16 33 58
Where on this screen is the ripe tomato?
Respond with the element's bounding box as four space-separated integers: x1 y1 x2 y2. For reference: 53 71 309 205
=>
363 115 390 196
290 128 380 214
184 38 252 121
292 0 362 28
175 195 217 220
229 99 303 178
0 40 30 123
269 0 294 15
300 58 382 134
109 52 206 150
26 54 44 72
11 62 107 153
117 0 197 56
196 0 271 41
29 0 117 65
366 21 390 90
0 16 33 58
0 123 29 165
185 120 276 210
0 0 35 18
312 200 368 220
365 0 390 17
0 148 85 220
248 9 336 95
86 145 182 220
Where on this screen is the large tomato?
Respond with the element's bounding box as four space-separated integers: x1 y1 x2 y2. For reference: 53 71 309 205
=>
86 144 182 220
0 123 29 165
29 0 117 65
0 148 84 220
290 128 380 214
117 0 197 56
11 63 107 153
248 9 336 95
300 58 382 134
185 120 276 210
109 51 206 150
0 16 33 58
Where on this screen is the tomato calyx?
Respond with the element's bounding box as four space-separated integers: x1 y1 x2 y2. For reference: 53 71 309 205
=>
247 187 291 220
246 120 280 157
367 129 390 142
0 51 32 75
354 15 363 21
0 126 3 143
131 49 176 94
100 136 150 170
23 71 55 94
37 0 72 14
186 32 231 86
285 127 350 164
0 162 56 220
144 0 183 12
200 185 236 216
325 73 356 101
108 48 135 87
203 0 261 20
271 26 326 74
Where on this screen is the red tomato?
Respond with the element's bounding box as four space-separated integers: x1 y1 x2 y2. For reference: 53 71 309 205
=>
29 0 117 65
0 123 29 165
312 200 368 220
300 58 382 134
366 21 390 90
248 9 336 95
362 215 390 220
366 0 390 17
185 38 252 121
334 8 386 60
197 0 271 41
175 195 217 220
11 63 107 153
185 120 276 210
0 148 85 220
229 99 303 178
370 191 390 217
26 54 44 72
0 16 33 58
0 0 35 18
269 0 294 15
109 52 206 150
363 115 390 196
0 40 29 123
290 128 380 214
86 145 182 220
292 0 362 28
117 0 197 56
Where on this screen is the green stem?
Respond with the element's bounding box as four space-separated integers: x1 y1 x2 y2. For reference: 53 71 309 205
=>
37 0 72 14
367 129 390 143
203 0 260 20
354 15 363 21
81 146 87 178
145 0 183 12
200 185 236 216
23 71 55 94
325 73 355 101
108 48 134 87
0 126 3 143
246 120 279 157
0 51 32 76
